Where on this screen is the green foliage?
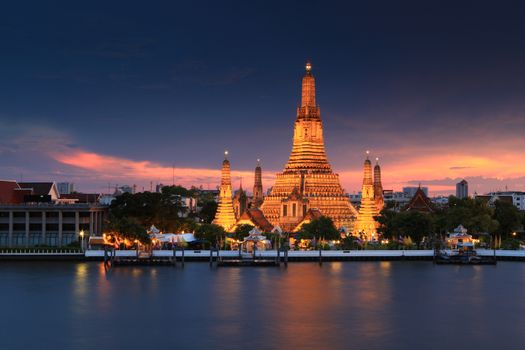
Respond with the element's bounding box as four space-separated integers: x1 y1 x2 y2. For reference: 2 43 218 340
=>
194 223 226 246
297 216 340 241
340 236 361 250
501 238 521 250
109 186 202 235
377 210 433 244
198 201 218 223
437 197 498 234
376 196 522 245
233 224 255 240
493 200 521 237
106 214 151 244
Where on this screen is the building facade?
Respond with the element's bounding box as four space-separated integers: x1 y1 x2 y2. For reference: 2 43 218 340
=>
0 203 107 247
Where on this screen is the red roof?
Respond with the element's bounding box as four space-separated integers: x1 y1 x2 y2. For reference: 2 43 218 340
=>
239 208 274 232
0 180 21 204
404 187 434 212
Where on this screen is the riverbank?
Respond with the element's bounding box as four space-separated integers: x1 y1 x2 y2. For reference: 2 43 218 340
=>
1 249 525 261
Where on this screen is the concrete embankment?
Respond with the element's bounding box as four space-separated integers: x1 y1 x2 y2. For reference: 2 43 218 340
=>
1 249 525 261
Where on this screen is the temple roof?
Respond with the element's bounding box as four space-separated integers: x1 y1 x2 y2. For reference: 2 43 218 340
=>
237 208 274 232
404 187 434 212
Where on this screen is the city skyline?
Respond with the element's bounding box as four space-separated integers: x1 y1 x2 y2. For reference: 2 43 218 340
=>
2 1 525 195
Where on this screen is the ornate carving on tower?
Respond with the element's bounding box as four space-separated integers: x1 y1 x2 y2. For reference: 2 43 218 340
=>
212 151 236 231
252 159 264 208
353 152 379 241
374 158 384 212
261 61 357 231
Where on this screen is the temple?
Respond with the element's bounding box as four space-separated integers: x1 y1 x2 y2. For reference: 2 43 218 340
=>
404 186 434 212
353 152 379 240
212 151 237 231
260 61 357 231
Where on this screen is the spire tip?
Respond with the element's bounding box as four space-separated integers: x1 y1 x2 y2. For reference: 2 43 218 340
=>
305 60 312 72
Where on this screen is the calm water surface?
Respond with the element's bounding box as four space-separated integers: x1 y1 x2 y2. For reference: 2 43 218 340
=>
1 261 524 349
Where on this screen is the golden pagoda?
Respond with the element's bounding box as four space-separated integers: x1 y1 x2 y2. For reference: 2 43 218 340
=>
374 158 384 212
353 152 379 240
212 151 237 231
260 61 357 231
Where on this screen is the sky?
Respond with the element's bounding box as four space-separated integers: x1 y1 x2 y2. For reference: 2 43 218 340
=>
1 0 525 196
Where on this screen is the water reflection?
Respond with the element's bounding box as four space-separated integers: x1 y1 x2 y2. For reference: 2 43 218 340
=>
1 262 525 350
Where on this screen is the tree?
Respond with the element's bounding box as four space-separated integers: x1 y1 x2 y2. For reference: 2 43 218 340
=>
298 216 340 241
199 201 218 223
395 211 433 244
376 208 397 239
377 210 433 244
233 224 254 240
194 223 226 246
494 200 521 237
106 214 150 245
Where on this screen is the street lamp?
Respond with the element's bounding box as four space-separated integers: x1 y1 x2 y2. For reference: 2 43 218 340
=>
79 230 85 252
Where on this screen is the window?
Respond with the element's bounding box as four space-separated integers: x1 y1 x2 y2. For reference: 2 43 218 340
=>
292 203 297 217
282 205 287 217
29 223 41 231
303 205 307 216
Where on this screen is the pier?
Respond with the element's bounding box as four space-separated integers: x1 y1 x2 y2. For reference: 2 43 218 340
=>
2 248 525 262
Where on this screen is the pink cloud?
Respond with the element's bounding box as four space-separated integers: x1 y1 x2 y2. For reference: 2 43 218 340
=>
53 150 276 192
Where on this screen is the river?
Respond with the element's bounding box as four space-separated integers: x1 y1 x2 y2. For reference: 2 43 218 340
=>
1 261 524 349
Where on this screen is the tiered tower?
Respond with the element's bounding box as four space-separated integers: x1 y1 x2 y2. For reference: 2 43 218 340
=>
353 152 379 240
252 159 263 208
212 151 237 231
374 158 384 212
260 61 357 231
233 178 247 219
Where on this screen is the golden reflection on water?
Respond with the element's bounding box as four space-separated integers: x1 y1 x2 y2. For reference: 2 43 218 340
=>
73 263 88 300
256 262 392 347
212 268 243 339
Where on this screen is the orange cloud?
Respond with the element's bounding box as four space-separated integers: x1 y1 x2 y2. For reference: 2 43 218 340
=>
52 147 525 196
53 150 275 191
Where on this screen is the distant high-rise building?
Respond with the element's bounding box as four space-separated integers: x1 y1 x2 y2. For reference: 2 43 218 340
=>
456 179 468 199
57 182 75 195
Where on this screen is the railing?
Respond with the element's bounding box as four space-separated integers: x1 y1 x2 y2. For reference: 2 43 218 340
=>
0 248 83 255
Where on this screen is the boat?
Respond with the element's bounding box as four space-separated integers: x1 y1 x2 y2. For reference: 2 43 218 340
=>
435 225 496 265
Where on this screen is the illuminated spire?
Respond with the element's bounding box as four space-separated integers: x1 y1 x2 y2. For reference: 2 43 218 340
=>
374 157 384 212
353 153 379 241
252 159 263 208
213 151 236 231
301 60 316 108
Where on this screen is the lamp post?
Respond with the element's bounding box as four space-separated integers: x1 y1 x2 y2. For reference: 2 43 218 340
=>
79 230 85 252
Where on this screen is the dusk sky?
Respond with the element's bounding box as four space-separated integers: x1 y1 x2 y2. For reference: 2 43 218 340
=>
1 1 525 195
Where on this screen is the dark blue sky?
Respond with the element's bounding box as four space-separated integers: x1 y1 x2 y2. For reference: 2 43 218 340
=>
1 0 525 194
